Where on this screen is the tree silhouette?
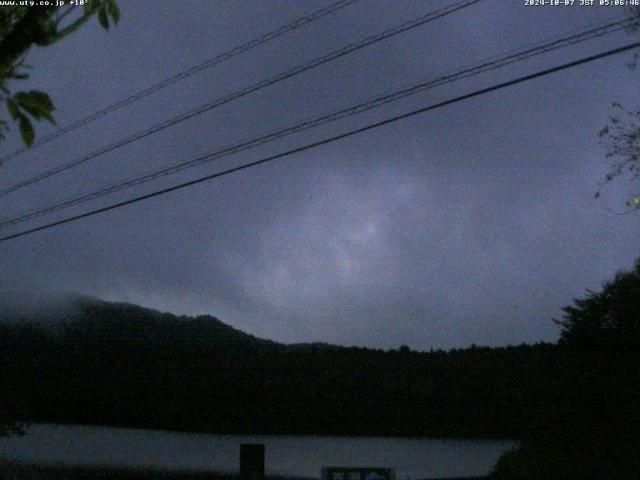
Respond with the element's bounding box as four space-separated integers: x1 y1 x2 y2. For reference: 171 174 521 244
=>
493 258 640 479
554 258 640 348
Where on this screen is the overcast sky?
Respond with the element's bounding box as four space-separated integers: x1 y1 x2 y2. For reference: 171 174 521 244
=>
0 0 639 350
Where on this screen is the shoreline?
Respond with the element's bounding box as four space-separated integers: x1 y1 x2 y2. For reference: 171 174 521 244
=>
13 421 519 443
4 462 491 480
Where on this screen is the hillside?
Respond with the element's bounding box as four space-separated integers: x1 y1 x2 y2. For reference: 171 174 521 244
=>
1 295 280 351
0 296 574 438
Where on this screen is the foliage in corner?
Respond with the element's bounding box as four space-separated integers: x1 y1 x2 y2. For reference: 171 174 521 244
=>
0 0 120 147
597 6 640 211
598 103 640 210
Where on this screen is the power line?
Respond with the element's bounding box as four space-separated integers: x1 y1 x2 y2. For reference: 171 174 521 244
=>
0 16 633 229
0 0 361 165
0 0 483 199
1 41 637 244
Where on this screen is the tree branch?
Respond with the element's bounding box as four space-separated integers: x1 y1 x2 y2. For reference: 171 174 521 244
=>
0 6 57 78
47 4 105 45
53 6 76 29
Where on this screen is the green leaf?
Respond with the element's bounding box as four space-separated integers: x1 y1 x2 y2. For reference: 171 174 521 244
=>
98 7 109 30
14 90 55 124
0 120 8 143
84 2 98 14
18 113 34 146
6 98 20 120
108 0 120 25
15 90 54 111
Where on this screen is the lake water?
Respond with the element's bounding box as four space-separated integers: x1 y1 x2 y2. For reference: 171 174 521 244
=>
0 424 517 479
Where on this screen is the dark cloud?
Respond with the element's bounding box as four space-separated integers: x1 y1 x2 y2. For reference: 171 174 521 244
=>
1 0 639 349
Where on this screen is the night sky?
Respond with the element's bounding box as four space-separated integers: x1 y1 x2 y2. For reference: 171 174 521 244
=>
1 0 639 350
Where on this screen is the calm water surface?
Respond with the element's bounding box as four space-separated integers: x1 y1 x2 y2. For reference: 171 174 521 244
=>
0 424 517 478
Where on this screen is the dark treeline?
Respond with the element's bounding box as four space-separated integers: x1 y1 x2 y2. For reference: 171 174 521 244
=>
0 297 614 439
492 259 640 479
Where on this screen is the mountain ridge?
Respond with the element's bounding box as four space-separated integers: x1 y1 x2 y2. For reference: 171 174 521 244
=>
1 294 564 438
2 295 285 353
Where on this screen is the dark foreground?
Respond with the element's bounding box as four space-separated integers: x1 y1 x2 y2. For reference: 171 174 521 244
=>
1 463 307 480
0 463 488 480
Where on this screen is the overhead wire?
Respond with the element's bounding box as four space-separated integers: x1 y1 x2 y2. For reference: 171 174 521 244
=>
0 0 484 199
1 40 638 243
0 15 634 230
0 0 361 164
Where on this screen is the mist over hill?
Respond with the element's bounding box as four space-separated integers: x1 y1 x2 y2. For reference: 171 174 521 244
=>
0 296 579 438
